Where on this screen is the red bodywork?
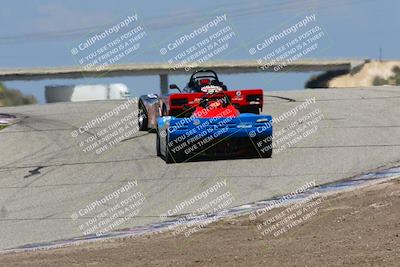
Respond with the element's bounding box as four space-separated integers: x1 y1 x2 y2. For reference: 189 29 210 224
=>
192 103 240 118
164 89 263 117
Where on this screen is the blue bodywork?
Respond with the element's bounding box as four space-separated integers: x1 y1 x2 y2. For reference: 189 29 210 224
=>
157 113 273 162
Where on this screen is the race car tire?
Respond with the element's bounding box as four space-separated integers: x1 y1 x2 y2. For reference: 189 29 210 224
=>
254 137 272 158
165 148 174 163
165 136 183 164
138 101 148 131
156 131 161 156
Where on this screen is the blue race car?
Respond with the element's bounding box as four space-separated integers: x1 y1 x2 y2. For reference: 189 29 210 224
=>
156 90 273 163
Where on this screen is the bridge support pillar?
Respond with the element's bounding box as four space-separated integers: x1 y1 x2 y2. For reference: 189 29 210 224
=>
160 74 168 95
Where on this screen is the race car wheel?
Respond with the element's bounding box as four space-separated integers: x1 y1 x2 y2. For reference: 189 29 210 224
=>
156 131 161 156
138 102 148 131
254 137 272 158
165 148 174 163
165 136 183 164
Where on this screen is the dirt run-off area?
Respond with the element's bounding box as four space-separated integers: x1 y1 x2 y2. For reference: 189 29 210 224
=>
1 178 400 267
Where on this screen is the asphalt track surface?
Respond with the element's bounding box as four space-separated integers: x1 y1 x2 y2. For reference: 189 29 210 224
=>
0 87 400 250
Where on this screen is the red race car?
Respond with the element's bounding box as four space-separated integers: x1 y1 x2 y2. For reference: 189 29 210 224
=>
138 70 263 131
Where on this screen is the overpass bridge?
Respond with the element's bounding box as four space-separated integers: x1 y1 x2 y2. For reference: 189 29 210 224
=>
0 59 366 94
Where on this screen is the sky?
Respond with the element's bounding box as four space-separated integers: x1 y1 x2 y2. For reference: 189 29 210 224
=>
0 0 399 103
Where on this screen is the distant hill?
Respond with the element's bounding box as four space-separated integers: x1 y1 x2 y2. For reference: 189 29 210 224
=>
306 61 400 88
0 82 37 107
